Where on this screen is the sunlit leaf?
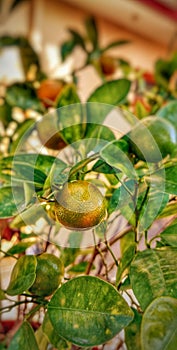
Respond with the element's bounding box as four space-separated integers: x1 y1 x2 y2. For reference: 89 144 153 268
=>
48 275 133 347
6 83 44 112
157 101 177 133
87 79 131 105
0 186 25 218
43 313 69 350
160 217 177 247
141 297 177 350
101 139 137 179
130 247 177 310
6 255 37 296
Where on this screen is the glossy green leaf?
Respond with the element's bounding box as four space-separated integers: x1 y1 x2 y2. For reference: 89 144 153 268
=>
1 153 67 177
160 217 177 247
0 186 25 218
101 140 137 179
43 313 69 349
68 261 95 273
55 84 80 108
157 101 177 133
60 39 77 61
108 180 135 215
2 161 46 187
0 102 12 127
155 53 177 87
8 321 39 350
9 119 35 153
138 189 169 231
141 296 177 350
7 241 35 255
68 29 86 50
130 247 177 310
6 83 44 112
56 98 85 145
92 159 116 174
35 326 48 350
84 124 116 155
125 308 142 350
116 232 136 285
48 275 133 347
85 16 98 50
6 255 37 296
0 289 6 300
158 201 177 218
101 39 130 53
87 79 131 105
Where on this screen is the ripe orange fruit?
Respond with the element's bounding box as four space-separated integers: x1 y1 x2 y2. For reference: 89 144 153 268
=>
37 79 63 107
54 180 107 230
29 253 64 297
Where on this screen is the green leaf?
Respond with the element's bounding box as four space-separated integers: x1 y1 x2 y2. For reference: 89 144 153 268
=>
157 101 177 133
55 99 85 145
92 159 116 174
108 179 136 215
101 39 130 53
125 308 142 350
68 29 86 51
1 160 46 187
35 326 48 350
43 312 69 349
163 165 177 195
85 16 98 50
87 79 131 105
55 84 81 108
158 201 177 218
141 296 177 350
68 261 95 273
48 275 133 347
0 186 25 218
7 241 35 255
101 139 137 179
60 39 76 61
155 53 177 88
1 153 67 177
8 321 39 350
0 101 12 127
160 217 177 247
0 289 6 300
6 83 44 112
9 118 35 153
130 247 177 311
116 231 136 285
6 255 37 296
138 189 169 231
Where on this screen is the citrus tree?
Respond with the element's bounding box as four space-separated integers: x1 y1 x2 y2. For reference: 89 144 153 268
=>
1 17 177 350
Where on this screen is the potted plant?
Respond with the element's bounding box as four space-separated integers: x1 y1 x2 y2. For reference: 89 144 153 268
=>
1 16 177 350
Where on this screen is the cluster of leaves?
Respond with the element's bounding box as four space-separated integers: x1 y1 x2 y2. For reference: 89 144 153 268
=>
1 15 177 350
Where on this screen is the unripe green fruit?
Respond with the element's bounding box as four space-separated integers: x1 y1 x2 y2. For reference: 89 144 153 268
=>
129 116 176 162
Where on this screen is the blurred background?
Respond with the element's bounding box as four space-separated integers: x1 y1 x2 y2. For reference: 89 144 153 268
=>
0 0 177 99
